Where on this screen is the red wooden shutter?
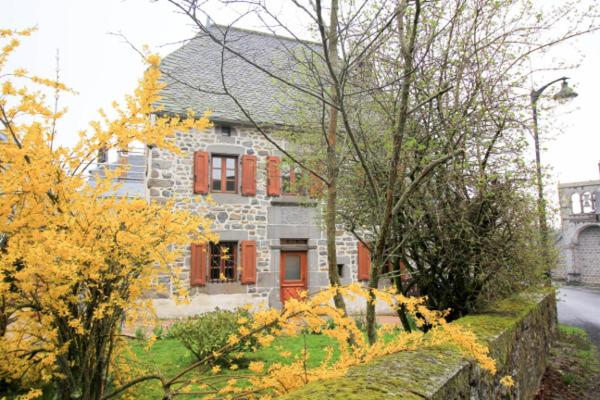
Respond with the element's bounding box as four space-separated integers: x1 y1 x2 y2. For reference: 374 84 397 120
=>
241 155 257 196
357 241 371 281
190 243 207 286
266 156 281 196
193 151 209 194
240 240 257 284
400 261 409 282
308 173 324 199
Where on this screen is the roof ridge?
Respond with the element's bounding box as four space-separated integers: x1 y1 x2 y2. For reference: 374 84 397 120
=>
209 23 322 46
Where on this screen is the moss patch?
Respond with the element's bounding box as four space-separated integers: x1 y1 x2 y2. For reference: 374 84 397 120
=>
281 291 556 399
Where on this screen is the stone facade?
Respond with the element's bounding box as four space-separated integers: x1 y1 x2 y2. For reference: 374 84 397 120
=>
141 24 396 317
146 124 367 318
556 179 600 285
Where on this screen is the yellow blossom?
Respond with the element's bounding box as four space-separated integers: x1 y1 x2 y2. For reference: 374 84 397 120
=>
500 375 515 388
227 334 240 345
0 28 212 389
249 361 265 373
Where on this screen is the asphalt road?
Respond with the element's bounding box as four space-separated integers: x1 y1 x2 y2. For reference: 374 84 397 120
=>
557 285 600 352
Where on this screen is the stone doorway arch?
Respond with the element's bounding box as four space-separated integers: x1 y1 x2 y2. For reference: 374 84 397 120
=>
573 225 600 284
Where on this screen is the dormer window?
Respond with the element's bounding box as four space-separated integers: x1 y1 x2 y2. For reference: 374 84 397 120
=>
219 125 232 136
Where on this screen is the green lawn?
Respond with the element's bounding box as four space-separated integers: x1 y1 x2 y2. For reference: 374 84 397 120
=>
537 324 600 398
119 334 339 399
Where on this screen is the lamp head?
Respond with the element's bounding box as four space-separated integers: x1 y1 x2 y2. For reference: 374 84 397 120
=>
554 79 578 101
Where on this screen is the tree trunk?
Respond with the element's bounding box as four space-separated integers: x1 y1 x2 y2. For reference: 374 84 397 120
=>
391 255 412 332
55 308 121 400
325 0 347 314
365 0 420 344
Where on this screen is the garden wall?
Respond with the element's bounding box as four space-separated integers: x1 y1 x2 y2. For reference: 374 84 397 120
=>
282 291 556 399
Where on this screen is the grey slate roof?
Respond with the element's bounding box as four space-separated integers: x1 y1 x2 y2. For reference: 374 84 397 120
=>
157 25 322 126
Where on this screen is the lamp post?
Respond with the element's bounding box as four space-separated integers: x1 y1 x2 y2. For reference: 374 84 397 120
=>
530 77 578 273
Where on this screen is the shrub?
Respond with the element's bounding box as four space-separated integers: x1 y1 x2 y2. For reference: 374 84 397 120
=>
152 325 164 340
134 327 146 341
170 308 255 364
396 175 547 320
352 313 380 332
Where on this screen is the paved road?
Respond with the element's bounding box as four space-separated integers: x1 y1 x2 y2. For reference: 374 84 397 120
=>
557 285 600 352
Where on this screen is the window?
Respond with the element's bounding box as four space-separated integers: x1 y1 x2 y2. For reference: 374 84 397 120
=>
211 155 238 193
337 264 344 278
220 125 232 136
281 239 307 245
281 165 305 195
209 242 237 282
582 191 596 213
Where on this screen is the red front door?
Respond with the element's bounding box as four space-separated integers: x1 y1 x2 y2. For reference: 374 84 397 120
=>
280 251 307 303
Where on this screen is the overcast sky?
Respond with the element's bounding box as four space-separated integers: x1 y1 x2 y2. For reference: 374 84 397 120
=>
3 0 600 218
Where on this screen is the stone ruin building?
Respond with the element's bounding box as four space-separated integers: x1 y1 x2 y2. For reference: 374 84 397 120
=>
556 169 600 285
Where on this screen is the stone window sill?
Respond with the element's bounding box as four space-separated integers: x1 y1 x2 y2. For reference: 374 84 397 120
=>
271 195 317 206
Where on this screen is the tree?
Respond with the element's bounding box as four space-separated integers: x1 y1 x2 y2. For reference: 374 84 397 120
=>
335 0 598 333
394 167 547 320
0 28 213 398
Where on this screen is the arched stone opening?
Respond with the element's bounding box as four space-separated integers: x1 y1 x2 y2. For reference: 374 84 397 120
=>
573 225 600 284
570 191 597 214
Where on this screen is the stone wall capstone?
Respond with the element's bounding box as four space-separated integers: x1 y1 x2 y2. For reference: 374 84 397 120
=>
280 291 556 399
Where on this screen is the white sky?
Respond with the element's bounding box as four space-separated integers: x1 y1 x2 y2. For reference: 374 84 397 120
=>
2 0 600 220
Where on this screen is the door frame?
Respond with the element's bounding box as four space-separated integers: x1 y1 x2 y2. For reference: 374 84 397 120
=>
279 250 308 303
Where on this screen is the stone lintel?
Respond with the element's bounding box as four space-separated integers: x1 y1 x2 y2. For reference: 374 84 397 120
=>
206 144 246 155
214 230 249 242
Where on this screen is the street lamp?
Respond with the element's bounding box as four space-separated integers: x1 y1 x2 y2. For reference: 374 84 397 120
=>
530 77 578 273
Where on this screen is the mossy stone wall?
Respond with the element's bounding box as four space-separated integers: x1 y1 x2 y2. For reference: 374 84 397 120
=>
281 291 556 399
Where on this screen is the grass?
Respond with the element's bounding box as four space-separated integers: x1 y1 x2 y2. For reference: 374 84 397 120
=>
117 333 339 399
536 323 600 399
557 324 587 337
556 324 598 378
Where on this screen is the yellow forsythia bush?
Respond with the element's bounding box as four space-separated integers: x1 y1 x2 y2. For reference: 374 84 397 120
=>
108 284 500 399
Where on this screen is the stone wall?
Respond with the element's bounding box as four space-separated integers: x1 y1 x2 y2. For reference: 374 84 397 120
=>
146 124 368 317
281 291 557 399
573 225 600 284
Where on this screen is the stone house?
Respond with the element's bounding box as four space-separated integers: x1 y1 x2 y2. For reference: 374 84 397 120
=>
556 174 600 285
144 26 372 318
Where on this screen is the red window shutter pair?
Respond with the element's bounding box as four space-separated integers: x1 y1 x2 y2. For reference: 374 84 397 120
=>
193 151 256 196
267 156 281 196
357 241 371 281
190 241 257 286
